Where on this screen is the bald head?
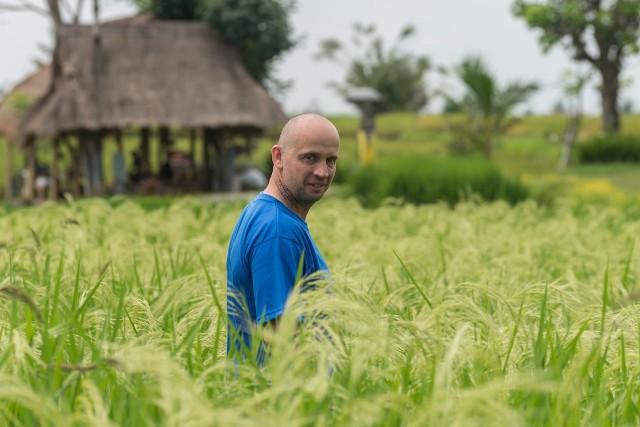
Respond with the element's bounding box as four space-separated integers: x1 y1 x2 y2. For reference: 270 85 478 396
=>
265 113 340 219
278 113 340 153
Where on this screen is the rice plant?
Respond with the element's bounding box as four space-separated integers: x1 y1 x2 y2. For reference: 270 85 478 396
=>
0 195 638 426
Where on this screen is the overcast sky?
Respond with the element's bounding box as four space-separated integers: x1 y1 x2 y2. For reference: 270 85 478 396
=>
1 0 639 116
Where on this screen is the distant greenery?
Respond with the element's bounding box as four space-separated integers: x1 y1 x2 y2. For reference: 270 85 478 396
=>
315 23 430 112
201 0 296 85
577 134 640 164
130 0 296 85
349 155 529 208
136 0 201 19
513 0 640 133
442 55 539 159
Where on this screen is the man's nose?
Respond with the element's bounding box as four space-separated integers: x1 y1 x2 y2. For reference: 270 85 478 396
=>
314 162 329 177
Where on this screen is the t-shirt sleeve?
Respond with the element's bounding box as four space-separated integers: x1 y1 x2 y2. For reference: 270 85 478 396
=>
250 237 303 323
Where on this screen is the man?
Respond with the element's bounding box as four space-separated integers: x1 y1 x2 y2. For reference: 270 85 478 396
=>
226 113 340 363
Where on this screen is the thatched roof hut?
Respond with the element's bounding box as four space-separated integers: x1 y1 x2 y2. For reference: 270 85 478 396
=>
15 16 287 201
22 18 286 138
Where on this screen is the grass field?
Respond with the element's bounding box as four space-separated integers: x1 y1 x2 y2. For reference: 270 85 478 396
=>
1 113 640 425
1 195 639 425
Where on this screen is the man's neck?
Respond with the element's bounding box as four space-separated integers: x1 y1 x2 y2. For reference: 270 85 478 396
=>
264 180 310 220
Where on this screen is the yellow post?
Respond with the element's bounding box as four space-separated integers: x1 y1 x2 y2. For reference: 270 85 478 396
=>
357 130 375 165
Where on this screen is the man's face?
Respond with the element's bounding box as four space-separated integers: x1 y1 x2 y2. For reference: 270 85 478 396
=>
278 132 339 206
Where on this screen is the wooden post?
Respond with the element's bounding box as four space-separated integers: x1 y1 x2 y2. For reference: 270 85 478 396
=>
203 128 212 191
4 138 14 202
77 130 92 197
159 126 171 184
89 130 104 195
24 138 36 203
140 127 151 176
49 138 60 201
159 126 170 162
70 137 82 197
112 130 127 194
213 136 225 192
189 128 197 188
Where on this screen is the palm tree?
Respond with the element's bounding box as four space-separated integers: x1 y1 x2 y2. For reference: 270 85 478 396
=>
315 23 431 113
446 56 539 159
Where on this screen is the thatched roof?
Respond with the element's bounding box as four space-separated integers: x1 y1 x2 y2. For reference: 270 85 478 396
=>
0 65 51 141
21 18 287 141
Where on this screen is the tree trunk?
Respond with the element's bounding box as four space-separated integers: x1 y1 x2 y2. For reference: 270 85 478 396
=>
600 64 620 134
47 0 63 87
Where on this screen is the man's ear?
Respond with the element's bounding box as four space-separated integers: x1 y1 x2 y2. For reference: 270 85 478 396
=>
272 145 283 169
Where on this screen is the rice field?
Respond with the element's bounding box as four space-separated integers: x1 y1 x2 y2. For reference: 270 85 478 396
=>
1 194 639 426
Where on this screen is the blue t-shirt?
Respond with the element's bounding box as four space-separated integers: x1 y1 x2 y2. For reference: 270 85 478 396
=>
226 193 329 360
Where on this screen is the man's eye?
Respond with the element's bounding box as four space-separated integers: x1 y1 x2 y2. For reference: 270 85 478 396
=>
327 159 337 167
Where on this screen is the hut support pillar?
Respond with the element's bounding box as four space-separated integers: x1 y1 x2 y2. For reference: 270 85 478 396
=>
140 127 151 176
189 128 197 187
49 138 60 201
213 138 223 192
78 133 90 197
69 139 82 197
4 139 14 202
89 131 103 194
159 126 171 183
78 131 103 196
202 127 213 191
23 138 36 203
112 131 126 194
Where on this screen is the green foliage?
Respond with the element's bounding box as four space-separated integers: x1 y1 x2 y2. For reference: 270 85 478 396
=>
131 0 198 18
443 56 538 158
315 23 430 112
130 0 296 85
512 0 640 54
348 155 529 208
578 134 640 163
132 0 201 19
201 0 296 84
4 91 35 116
1 197 640 424
512 0 640 133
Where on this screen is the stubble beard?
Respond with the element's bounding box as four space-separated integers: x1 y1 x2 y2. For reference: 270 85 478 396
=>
276 179 322 212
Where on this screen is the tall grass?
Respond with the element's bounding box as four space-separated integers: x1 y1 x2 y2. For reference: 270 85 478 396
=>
349 156 529 208
0 196 639 425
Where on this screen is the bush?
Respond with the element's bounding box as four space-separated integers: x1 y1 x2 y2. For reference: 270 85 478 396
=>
578 134 640 163
348 156 529 208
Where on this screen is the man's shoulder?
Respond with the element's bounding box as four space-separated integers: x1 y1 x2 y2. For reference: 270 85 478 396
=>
241 194 306 239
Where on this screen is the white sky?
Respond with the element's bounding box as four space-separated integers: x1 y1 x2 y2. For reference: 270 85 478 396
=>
1 0 639 116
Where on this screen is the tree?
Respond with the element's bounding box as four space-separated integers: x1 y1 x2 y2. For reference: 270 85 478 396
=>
203 0 295 87
512 0 640 134
137 0 201 20
444 55 538 159
132 0 296 86
315 23 431 113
